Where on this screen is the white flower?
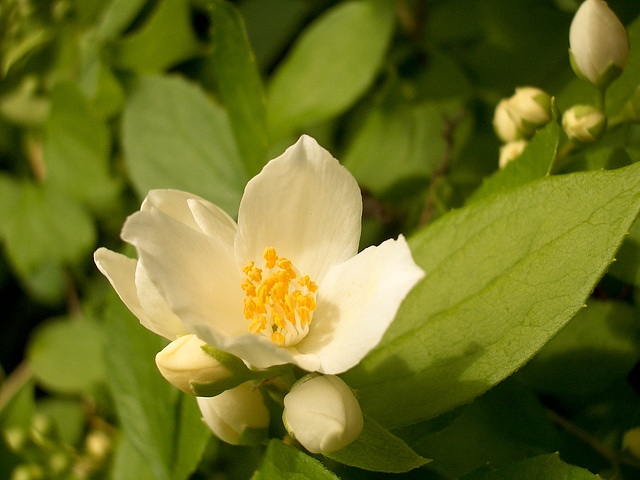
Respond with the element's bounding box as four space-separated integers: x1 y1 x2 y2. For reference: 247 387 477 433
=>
155 334 232 394
95 135 424 375
569 0 628 88
493 99 521 143
283 374 363 454
197 382 269 445
499 139 528 169
562 105 606 143
505 87 551 138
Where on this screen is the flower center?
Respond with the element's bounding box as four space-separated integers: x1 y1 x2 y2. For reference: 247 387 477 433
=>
241 247 318 347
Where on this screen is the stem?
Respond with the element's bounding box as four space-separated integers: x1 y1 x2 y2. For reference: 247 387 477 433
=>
546 408 640 471
549 141 577 175
0 362 33 413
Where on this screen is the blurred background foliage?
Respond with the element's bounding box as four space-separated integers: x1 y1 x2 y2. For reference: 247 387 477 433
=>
2 0 640 478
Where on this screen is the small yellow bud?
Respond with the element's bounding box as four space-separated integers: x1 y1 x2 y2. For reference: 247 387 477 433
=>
499 140 528 169
493 99 521 143
155 334 232 394
562 105 606 143
506 87 552 138
283 375 363 454
196 382 269 445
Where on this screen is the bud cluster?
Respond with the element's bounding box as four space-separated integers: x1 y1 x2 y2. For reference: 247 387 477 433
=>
154 334 363 453
493 87 552 168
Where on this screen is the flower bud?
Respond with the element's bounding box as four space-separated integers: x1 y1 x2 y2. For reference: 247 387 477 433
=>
493 99 521 142
155 334 232 394
499 139 528 169
506 87 552 138
283 375 363 454
562 105 606 143
569 0 628 89
196 382 269 445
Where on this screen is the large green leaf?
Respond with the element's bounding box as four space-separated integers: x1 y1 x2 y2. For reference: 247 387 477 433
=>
344 162 640 428
468 117 559 203
461 453 600 480
43 81 120 212
104 295 209 480
252 440 339 480
266 0 395 138
121 75 247 215
326 414 430 473
204 0 268 177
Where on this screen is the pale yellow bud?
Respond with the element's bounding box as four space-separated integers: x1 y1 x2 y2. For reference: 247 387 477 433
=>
493 99 521 142
622 427 640 461
283 375 363 454
562 105 606 143
155 334 232 394
506 87 552 138
196 382 269 445
499 140 528 169
569 0 628 88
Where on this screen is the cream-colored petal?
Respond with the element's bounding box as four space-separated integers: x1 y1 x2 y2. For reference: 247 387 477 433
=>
187 198 237 250
141 189 207 231
94 248 186 339
296 236 424 374
121 207 246 339
234 135 362 283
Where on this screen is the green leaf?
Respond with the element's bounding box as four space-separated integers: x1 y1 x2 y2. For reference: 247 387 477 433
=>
461 453 601 480
396 379 560 478
111 430 159 480
121 75 247 215
344 162 640 428
252 440 339 480
326 414 430 473
43 81 120 211
96 0 148 40
468 114 559 203
0 176 95 301
521 300 640 395
27 317 105 395
344 96 468 195
266 0 395 138
104 295 209 480
205 0 268 177
36 398 86 446
112 0 204 73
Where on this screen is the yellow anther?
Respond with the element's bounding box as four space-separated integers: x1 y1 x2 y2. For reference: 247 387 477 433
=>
242 247 317 346
263 247 277 269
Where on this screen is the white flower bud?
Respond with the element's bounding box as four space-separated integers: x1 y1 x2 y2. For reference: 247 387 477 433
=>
493 99 521 143
196 382 270 445
506 87 552 138
283 375 363 454
569 0 628 89
499 139 528 169
562 105 606 143
155 334 232 394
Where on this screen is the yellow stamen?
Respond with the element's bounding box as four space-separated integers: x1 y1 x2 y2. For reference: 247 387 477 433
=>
241 247 318 346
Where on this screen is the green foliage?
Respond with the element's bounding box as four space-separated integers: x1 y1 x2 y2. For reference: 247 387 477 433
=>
2 0 640 478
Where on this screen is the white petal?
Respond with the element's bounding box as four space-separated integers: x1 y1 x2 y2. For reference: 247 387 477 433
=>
235 135 362 282
94 248 186 339
141 189 208 231
121 207 246 339
296 236 424 374
187 198 237 250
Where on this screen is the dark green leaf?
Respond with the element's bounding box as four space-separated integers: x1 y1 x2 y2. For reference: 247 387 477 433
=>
205 0 268 177
345 163 640 428
266 0 395 138
461 453 600 480
252 440 339 480
326 414 430 473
